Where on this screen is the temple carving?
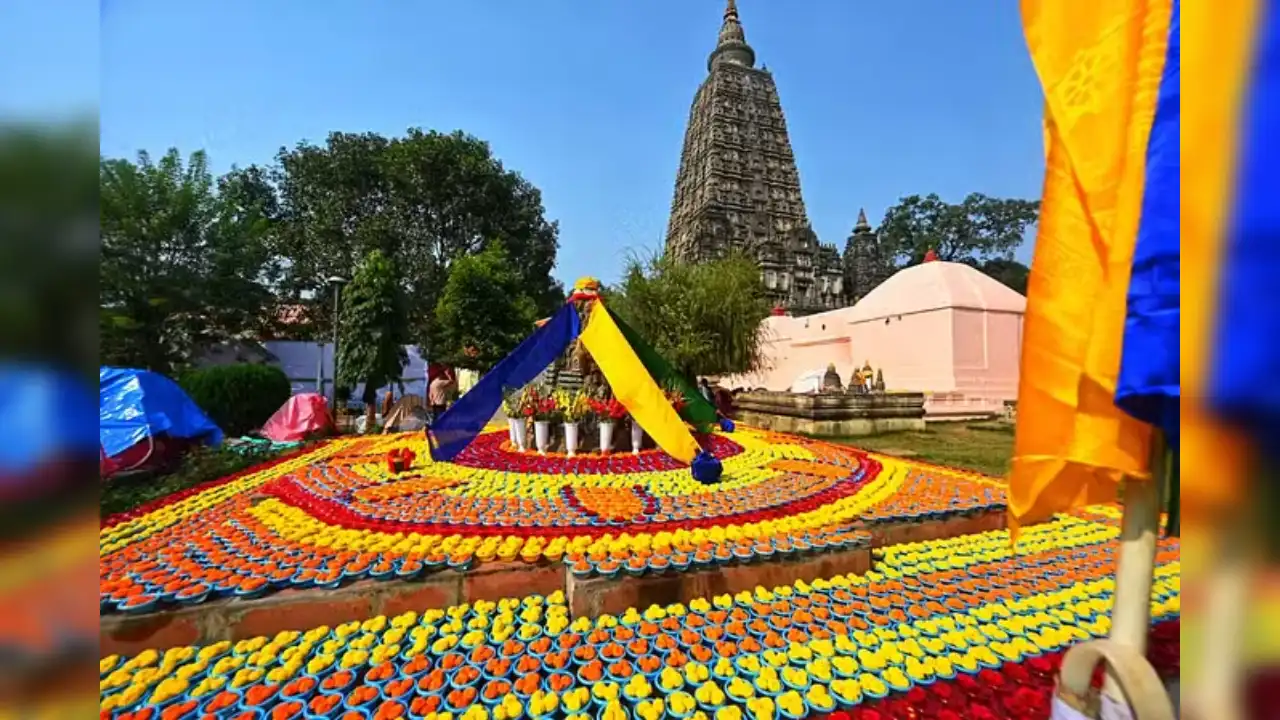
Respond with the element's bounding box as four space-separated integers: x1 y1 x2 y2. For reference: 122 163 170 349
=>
663 0 845 315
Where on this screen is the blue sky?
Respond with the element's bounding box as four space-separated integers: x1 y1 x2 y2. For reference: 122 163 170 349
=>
97 0 1041 286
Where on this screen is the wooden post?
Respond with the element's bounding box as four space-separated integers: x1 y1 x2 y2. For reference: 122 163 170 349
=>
1099 432 1164 717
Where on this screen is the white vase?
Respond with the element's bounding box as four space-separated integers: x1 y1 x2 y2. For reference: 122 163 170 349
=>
599 421 615 454
512 418 528 452
507 417 519 446
563 422 580 457
631 422 645 455
534 420 551 455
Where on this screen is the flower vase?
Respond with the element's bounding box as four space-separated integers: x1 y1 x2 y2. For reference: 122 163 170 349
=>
563 422 580 457
534 421 551 455
507 418 519 446
599 422 615 454
513 418 529 452
631 422 644 455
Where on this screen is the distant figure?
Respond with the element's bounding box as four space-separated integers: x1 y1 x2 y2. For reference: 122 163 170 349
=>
874 369 886 393
698 377 714 404
428 373 454 422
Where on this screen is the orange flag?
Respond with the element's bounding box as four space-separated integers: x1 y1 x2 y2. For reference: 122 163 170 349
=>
1009 0 1174 531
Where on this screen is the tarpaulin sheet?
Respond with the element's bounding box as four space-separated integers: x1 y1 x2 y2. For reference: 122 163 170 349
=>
99 367 224 459
261 392 334 442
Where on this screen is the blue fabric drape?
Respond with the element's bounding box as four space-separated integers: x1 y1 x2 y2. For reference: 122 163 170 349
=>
1115 0 1181 446
429 303 581 461
1210 0 1280 448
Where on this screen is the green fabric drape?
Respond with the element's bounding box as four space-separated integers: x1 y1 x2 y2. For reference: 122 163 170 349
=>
607 308 718 433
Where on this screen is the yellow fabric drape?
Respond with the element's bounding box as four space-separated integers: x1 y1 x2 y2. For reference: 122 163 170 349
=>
1009 0 1173 531
579 301 700 464
1180 0 1258 522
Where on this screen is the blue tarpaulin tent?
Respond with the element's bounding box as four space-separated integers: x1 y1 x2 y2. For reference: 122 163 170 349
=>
99 368 224 473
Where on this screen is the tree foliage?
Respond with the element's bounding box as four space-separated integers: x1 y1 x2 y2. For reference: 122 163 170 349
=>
336 250 410 418
433 242 539 371
100 148 280 372
268 129 562 348
976 257 1031 295
179 364 291 436
876 193 1040 267
608 252 772 378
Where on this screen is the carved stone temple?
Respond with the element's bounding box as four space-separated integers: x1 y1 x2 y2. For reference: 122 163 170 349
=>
663 0 845 316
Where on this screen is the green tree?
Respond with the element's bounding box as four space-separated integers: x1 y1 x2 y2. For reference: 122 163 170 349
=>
876 193 1040 267
608 252 772 378
100 148 280 372
268 129 561 348
433 242 539 372
977 257 1031 295
336 249 410 428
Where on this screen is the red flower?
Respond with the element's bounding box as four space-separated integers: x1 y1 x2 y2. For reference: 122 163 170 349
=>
967 705 999 720
978 668 1006 689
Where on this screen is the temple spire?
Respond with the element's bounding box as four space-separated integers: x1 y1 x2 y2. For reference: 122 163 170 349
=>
854 208 871 232
708 0 756 71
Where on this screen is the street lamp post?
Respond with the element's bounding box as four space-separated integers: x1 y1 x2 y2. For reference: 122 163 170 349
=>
327 276 347 417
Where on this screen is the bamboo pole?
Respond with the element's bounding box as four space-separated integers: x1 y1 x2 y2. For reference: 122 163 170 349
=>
1098 432 1164 718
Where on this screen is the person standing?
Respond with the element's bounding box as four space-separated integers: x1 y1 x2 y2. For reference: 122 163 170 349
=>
698 377 714 404
428 372 453 422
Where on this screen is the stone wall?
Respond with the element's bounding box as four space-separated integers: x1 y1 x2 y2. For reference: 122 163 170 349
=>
733 390 926 437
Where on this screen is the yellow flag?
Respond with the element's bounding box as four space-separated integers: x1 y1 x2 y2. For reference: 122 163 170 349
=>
1009 0 1173 530
579 302 701 464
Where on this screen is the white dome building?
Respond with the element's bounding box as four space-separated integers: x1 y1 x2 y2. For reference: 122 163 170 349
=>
736 259 1026 418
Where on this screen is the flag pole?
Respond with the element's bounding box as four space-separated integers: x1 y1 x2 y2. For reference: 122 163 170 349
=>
1098 431 1164 717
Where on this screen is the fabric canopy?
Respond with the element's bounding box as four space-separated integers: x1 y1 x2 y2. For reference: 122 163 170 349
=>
430 302 581 461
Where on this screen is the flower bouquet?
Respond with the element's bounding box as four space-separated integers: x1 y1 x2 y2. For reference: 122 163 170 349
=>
529 386 561 454
590 397 628 453
501 387 525 447
558 390 592 457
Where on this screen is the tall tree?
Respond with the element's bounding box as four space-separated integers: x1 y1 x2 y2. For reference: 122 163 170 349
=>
433 242 539 372
336 249 410 428
268 129 561 349
100 148 279 372
608 252 772 378
876 193 1040 267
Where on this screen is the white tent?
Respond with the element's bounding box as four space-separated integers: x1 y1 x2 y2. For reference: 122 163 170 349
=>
788 369 827 394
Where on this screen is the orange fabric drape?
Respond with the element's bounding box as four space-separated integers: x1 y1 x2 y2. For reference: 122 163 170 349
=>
1009 0 1174 531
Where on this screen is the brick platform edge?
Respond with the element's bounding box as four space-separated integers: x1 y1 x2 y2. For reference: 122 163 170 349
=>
567 544 872 618
100 509 1005 656
858 508 1008 548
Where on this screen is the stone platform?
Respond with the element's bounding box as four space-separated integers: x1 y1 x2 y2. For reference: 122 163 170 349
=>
733 390 926 437
100 507 1006 656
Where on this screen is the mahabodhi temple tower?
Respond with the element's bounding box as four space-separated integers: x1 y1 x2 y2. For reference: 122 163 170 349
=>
664 0 845 315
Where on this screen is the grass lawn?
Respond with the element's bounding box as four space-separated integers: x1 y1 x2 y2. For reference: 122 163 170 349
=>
824 422 1015 477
